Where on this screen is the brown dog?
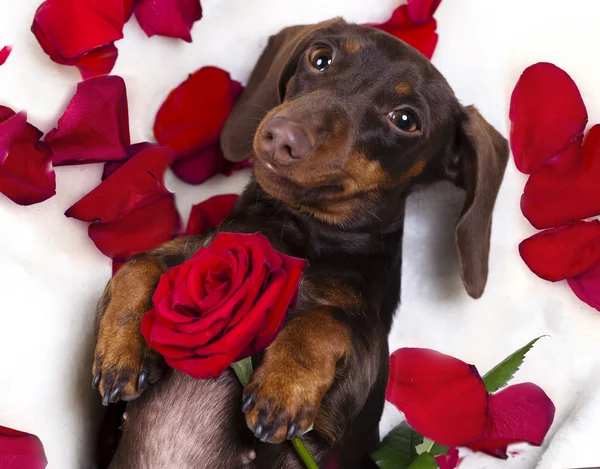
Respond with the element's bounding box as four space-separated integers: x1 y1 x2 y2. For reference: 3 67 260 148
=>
92 18 508 469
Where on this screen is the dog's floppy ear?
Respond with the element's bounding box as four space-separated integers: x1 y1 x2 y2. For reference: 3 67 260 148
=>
446 106 509 299
221 18 346 163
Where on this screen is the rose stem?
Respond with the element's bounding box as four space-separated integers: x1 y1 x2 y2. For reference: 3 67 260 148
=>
291 436 319 469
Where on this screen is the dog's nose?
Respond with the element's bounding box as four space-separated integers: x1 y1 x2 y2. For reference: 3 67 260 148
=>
260 117 311 165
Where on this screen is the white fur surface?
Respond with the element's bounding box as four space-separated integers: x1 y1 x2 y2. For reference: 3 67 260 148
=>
1 1 600 468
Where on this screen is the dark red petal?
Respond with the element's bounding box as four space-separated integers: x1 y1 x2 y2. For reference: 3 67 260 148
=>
46 75 130 166
171 144 228 184
89 194 181 261
186 194 239 235
522 125 600 229
568 263 600 312
154 67 241 158
0 141 56 205
32 0 124 60
519 220 600 281
134 0 202 42
75 43 119 79
369 6 438 59
407 0 442 24
435 447 460 469
101 142 155 180
386 348 488 446
0 425 48 469
509 63 587 174
66 145 174 223
0 111 56 205
112 260 126 275
123 0 137 20
0 46 12 66
467 383 555 457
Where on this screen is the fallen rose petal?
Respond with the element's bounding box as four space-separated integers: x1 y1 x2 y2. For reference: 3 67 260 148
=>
568 263 600 312
0 426 48 469
522 125 600 229
102 142 155 180
154 67 242 160
31 0 125 78
386 348 488 446
112 260 126 275
66 145 174 223
46 75 130 166
170 145 228 184
186 194 239 235
75 44 119 80
0 110 56 205
89 194 181 261
369 5 438 59
467 383 555 458
407 0 442 25
435 447 460 469
519 221 600 281
510 63 587 174
134 0 202 42
123 0 136 20
0 46 12 66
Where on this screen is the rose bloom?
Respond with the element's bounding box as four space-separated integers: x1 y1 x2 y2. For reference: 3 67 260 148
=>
141 232 306 378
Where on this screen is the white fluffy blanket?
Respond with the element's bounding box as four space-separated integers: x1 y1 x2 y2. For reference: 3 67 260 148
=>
1 0 599 468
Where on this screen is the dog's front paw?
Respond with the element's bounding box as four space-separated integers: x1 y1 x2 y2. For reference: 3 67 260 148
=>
242 356 331 444
92 320 164 406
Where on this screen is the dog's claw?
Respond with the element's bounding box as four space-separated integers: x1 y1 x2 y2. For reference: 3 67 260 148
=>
242 394 254 413
109 385 122 403
102 390 110 407
254 422 265 440
137 370 148 391
287 424 299 440
92 373 101 390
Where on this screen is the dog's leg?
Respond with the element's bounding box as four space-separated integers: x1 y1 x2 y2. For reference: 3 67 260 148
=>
242 271 386 445
92 234 212 404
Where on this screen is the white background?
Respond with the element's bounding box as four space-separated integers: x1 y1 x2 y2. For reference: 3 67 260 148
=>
1 1 600 468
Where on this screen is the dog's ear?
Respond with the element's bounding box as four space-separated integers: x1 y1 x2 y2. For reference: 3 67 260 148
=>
220 18 346 163
445 106 509 299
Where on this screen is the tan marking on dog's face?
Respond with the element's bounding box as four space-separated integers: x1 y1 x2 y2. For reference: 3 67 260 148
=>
344 152 391 192
344 41 360 54
395 82 412 96
403 159 426 179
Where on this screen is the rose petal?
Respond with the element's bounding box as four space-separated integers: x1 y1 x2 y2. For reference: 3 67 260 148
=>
0 110 56 205
369 5 438 59
123 0 136 20
0 46 12 66
66 145 174 223
435 447 460 469
134 0 202 42
407 0 442 25
31 0 124 77
467 383 555 458
102 142 155 180
171 144 228 184
75 44 119 80
186 194 239 235
0 426 48 469
89 194 181 261
522 125 600 229
568 263 600 312
45 75 130 166
519 220 600 281
386 348 488 446
509 63 588 174
154 67 242 159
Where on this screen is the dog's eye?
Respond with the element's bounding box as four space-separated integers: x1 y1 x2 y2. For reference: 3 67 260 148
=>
308 46 333 72
388 110 419 133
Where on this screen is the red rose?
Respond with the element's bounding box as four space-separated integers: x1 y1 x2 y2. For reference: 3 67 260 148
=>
141 232 306 379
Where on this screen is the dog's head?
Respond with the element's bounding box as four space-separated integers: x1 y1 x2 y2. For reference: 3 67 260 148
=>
221 19 508 298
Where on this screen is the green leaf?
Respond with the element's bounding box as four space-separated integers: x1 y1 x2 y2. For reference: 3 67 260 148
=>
371 422 423 469
415 439 448 457
483 336 546 393
230 356 253 386
407 452 438 469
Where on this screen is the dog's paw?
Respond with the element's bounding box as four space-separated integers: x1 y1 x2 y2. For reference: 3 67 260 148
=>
241 358 329 444
92 323 164 406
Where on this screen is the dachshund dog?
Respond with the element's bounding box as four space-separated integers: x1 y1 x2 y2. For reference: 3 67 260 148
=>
91 18 508 469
